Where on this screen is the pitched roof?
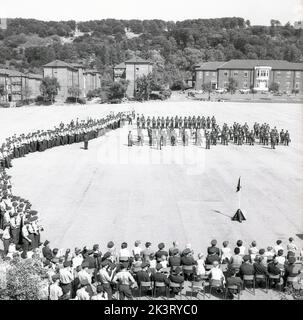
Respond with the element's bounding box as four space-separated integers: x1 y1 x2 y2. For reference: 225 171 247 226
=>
195 61 225 71
114 62 126 69
0 68 25 77
43 60 75 69
26 73 43 79
218 59 303 70
125 57 152 64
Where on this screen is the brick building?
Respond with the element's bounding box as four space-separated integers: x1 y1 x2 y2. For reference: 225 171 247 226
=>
113 57 153 98
194 59 303 93
0 68 42 103
43 60 101 101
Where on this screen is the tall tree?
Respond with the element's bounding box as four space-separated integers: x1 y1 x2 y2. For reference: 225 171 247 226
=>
39 76 60 103
227 77 238 94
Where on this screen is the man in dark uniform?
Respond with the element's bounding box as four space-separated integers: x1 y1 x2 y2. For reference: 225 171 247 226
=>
205 132 210 149
128 131 133 147
83 132 89 150
151 264 169 297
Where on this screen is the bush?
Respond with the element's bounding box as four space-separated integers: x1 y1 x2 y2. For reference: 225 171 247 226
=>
65 97 86 104
15 101 24 107
0 102 10 108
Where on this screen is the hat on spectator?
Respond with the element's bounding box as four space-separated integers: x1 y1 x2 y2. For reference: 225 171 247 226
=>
259 249 265 255
211 239 217 246
158 243 165 250
43 240 50 246
52 274 60 282
183 248 191 255
243 255 250 262
30 210 38 216
145 242 151 247
288 256 296 264
135 240 141 246
107 241 115 249
101 261 109 267
102 252 111 260
172 248 179 255
63 261 72 268
156 263 163 271
96 285 103 293
81 261 90 268
141 262 150 269
289 237 294 242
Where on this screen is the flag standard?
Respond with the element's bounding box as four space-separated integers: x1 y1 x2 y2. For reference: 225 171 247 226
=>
232 176 246 223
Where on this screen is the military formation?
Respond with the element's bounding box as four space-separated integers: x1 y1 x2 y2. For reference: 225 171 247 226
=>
130 114 291 150
0 112 131 170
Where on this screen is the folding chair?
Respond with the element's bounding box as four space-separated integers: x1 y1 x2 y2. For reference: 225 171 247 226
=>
153 282 168 299
224 284 241 300
242 275 255 295
255 274 268 293
209 279 225 298
139 281 153 300
268 274 281 291
191 278 207 299
169 282 184 300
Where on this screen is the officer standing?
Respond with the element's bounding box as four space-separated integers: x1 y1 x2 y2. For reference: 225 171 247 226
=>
205 131 210 149
128 131 133 147
84 132 89 150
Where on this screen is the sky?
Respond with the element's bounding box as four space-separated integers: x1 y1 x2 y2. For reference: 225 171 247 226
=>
1 0 303 25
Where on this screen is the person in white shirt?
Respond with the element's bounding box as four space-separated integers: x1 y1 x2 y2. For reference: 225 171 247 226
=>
221 241 232 263
287 237 298 257
248 241 259 262
208 261 225 291
119 242 131 261
196 253 206 276
274 240 284 255
72 248 83 269
76 285 90 300
112 264 137 300
236 240 245 256
132 240 142 257
49 275 63 300
77 263 92 286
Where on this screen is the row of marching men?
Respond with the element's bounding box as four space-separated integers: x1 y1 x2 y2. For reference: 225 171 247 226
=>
136 115 217 130
0 167 44 256
0 111 130 170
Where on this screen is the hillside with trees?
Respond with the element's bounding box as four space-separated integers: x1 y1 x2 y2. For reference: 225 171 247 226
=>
0 17 302 89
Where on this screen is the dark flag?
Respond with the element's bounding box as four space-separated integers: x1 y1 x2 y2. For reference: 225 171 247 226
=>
231 209 246 223
236 177 241 192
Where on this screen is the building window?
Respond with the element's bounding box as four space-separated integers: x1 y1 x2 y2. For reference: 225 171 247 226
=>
243 81 248 88
198 72 202 79
295 82 300 89
233 71 238 76
205 72 209 76
276 71 281 76
224 71 228 77
286 71 291 78
223 81 229 88
213 72 216 77
286 81 291 88
244 71 248 78
296 72 301 78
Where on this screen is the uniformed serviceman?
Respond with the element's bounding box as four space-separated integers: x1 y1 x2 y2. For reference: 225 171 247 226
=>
84 132 89 150
205 131 210 149
128 131 133 147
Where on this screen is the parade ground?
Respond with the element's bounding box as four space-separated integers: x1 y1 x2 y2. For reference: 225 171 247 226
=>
0 101 303 253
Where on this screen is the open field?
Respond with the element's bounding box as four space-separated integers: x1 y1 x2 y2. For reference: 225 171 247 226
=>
0 101 303 257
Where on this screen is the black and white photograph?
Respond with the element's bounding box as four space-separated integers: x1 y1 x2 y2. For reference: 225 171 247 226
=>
0 0 303 306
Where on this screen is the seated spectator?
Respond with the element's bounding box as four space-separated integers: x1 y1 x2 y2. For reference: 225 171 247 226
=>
267 258 282 288
256 249 268 266
182 243 194 256
169 241 179 256
287 237 298 259
155 243 168 262
196 253 206 277
168 249 181 268
51 248 60 264
119 242 131 262
275 249 286 270
132 240 143 257
264 246 275 263
239 255 254 278
160 255 168 269
151 263 169 297
149 254 157 272
274 240 284 255
220 241 231 263
131 254 142 272
236 240 245 256
142 242 154 262
284 256 300 282
49 274 63 300
136 262 151 296
248 241 258 262
208 261 225 292
207 239 220 257
229 247 242 272
168 266 184 296
72 248 83 269
253 256 268 288
76 284 90 300
91 284 108 300
107 241 117 262
205 247 220 265
226 268 243 299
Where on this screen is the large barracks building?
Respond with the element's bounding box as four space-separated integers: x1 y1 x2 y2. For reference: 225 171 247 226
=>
194 59 303 93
